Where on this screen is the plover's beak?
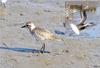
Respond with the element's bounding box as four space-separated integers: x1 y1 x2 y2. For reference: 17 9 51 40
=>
21 25 27 28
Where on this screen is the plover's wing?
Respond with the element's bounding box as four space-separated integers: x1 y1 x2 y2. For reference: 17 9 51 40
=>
34 28 53 40
34 28 63 41
70 23 80 35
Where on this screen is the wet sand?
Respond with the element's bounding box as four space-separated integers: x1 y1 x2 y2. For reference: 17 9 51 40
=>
0 0 100 68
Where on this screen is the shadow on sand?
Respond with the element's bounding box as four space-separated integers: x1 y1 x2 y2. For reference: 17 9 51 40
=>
55 30 65 35
0 47 50 53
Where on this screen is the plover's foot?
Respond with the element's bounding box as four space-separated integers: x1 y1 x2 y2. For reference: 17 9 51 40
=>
39 43 45 54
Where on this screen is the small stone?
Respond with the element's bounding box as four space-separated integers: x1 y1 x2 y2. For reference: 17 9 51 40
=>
20 13 23 16
65 50 69 53
62 49 69 53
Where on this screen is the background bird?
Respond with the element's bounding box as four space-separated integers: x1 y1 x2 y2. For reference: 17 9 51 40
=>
70 4 96 35
0 0 7 7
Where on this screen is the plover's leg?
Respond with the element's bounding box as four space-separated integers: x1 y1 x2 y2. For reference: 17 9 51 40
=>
40 43 45 53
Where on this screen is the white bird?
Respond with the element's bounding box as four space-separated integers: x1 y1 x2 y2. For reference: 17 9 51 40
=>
70 23 80 35
21 21 63 53
1 0 7 7
70 4 96 35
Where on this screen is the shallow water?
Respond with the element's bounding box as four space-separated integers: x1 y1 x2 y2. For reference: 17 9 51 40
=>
66 1 100 38
60 1 100 38
74 6 100 38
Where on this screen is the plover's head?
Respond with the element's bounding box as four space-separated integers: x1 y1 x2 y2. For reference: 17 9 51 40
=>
80 4 89 10
21 21 36 30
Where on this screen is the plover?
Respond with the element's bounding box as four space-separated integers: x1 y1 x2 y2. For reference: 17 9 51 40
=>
0 0 7 7
70 4 96 35
63 4 85 27
21 21 63 53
